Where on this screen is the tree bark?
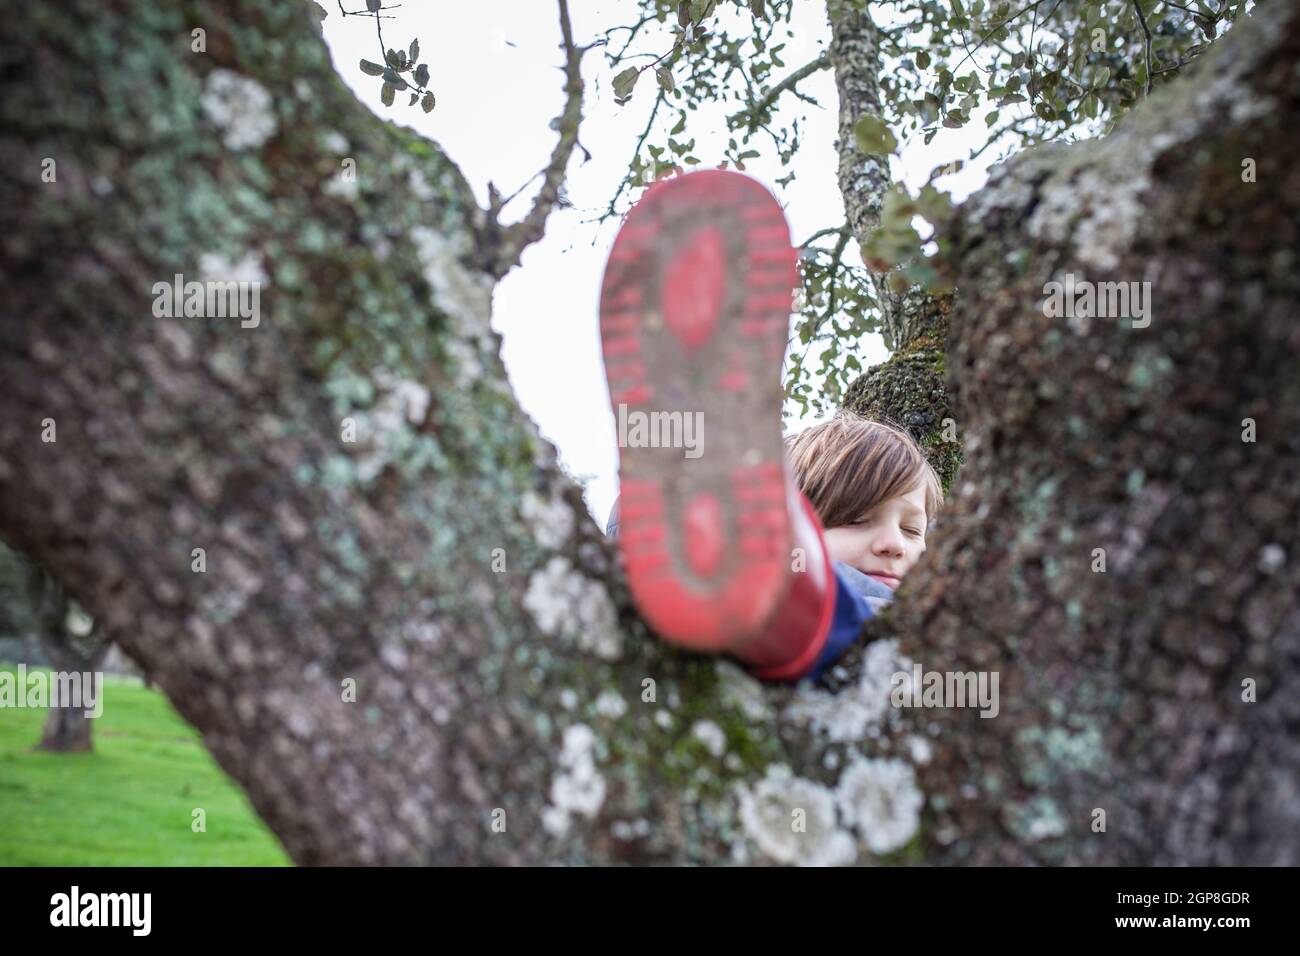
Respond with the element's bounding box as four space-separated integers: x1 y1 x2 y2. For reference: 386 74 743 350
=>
841 294 961 490
25 555 110 752
0 0 1296 865
37 704 95 753
828 0 960 487
880 1 1300 862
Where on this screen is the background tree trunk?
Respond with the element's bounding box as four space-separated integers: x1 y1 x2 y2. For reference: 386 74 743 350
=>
828 0 960 488
841 293 961 490
37 705 95 754
0 0 1296 864
23 555 110 752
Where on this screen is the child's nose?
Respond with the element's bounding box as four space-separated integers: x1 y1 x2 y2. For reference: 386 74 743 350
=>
872 528 905 558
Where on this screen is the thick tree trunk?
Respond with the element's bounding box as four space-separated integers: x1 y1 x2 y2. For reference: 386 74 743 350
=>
0 0 1296 865
881 4 1300 862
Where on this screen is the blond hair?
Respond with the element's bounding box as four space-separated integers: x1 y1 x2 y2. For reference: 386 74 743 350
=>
785 412 942 529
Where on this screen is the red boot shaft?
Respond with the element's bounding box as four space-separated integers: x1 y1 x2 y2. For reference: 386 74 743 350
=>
730 488 836 681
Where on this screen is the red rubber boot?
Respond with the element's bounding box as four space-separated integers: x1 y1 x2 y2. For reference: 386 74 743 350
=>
599 169 836 680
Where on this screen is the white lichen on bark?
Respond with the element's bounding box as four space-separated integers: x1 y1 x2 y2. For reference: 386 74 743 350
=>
201 69 277 151
410 225 494 337
519 488 575 551
784 637 911 742
737 764 857 865
594 688 627 719
522 556 622 660
542 722 606 836
198 249 267 286
835 756 924 854
691 719 727 758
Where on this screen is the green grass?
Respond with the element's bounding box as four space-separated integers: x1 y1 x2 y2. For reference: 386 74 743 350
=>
0 664 290 866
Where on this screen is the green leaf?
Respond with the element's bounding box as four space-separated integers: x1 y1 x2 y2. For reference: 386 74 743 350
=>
414 63 430 88
613 66 640 101
381 82 395 107
409 92 418 106
409 38 420 63
386 49 402 69
366 0 381 11
382 68 408 90
916 50 931 69
421 91 436 113
1094 66 1111 87
915 184 954 224
749 0 765 19
360 59 385 76
853 115 897 155
655 66 675 92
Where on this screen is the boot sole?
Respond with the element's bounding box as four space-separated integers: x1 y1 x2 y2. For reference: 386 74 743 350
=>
599 170 798 652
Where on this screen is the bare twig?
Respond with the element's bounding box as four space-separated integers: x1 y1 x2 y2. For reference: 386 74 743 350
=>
799 224 848 248
1134 0 1155 96
603 11 658 63
949 0 1053 74
475 0 588 278
335 2 401 20
589 89 667 227
727 51 831 131
823 227 851 321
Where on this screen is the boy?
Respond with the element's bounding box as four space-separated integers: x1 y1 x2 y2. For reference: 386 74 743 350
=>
600 169 942 682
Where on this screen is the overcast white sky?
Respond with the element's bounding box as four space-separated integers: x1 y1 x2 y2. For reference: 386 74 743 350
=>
319 1 997 526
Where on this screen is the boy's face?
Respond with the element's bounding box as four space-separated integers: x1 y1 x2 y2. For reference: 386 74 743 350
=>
822 483 929 590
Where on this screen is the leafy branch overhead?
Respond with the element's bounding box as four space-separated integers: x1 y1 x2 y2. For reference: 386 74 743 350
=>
336 0 592 279
335 0 1256 420
591 0 1254 419
341 0 437 112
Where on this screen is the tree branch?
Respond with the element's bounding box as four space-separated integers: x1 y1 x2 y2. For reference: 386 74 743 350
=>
727 51 831 132
474 0 587 278
1134 0 1156 96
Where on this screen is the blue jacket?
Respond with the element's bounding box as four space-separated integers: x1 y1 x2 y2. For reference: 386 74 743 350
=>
604 495 891 681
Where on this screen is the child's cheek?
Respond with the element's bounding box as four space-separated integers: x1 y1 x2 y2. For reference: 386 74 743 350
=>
822 528 857 567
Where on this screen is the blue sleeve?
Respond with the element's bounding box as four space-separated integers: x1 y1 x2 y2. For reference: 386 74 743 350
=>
806 562 894 682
